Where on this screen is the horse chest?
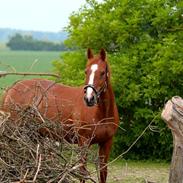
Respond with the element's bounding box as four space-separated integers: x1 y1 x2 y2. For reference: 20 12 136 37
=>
94 120 116 143
75 116 115 143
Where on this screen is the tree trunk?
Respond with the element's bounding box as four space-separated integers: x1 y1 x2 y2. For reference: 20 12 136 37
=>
161 96 183 183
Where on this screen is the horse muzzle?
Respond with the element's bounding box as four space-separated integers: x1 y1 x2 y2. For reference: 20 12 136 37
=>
84 94 97 107
84 85 98 107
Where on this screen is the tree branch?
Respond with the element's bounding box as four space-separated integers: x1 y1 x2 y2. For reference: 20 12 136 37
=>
0 71 60 79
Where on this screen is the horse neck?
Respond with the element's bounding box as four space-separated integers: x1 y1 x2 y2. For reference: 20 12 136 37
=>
99 82 115 116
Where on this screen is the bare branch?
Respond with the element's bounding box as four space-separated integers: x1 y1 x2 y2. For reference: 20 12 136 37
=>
0 71 60 79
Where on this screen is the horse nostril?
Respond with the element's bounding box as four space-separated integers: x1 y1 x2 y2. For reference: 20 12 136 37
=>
84 95 95 107
84 95 88 102
90 95 95 102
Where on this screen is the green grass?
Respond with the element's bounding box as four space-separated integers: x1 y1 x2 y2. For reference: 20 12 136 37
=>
87 160 169 183
0 50 61 88
107 160 169 183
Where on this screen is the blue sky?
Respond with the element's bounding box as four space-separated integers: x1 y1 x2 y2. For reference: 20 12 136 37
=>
0 0 89 32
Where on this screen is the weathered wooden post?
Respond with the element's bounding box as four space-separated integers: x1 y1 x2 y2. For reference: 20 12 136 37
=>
161 96 183 183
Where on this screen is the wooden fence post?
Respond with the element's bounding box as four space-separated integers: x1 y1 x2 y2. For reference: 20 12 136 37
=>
161 96 183 183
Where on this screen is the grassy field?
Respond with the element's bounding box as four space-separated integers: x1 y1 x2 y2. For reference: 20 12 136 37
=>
0 50 61 88
87 160 169 183
107 160 169 183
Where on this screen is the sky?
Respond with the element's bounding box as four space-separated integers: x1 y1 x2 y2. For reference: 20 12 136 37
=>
0 0 91 32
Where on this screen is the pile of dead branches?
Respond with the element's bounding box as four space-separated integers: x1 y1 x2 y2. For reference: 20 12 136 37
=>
0 109 97 183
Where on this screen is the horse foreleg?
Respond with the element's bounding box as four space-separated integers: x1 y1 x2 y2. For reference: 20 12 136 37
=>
98 138 113 183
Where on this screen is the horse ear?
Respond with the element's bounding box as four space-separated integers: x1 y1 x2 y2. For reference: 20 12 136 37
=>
87 48 94 59
100 48 106 61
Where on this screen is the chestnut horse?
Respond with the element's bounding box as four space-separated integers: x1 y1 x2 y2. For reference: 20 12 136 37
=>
2 48 119 183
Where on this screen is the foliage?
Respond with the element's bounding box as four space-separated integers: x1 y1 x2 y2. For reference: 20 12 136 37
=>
7 33 68 51
53 51 86 86
53 0 183 160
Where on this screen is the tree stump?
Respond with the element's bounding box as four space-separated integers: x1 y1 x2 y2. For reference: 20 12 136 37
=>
161 96 183 183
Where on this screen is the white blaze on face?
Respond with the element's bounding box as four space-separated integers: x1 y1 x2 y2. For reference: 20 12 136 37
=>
86 64 98 99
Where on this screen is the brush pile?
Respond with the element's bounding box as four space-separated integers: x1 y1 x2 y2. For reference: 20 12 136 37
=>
0 108 97 183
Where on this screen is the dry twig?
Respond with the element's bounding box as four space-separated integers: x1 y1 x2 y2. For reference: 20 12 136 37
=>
0 71 60 79
0 105 97 183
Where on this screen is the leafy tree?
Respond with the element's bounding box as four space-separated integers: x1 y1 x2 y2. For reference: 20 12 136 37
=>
54 0 183 160
53 51 86 86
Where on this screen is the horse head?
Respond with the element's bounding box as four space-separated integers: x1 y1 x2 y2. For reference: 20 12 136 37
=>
84 48 110 107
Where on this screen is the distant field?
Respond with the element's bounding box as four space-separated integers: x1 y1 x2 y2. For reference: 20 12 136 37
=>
0 43 9 51
0 50 61 89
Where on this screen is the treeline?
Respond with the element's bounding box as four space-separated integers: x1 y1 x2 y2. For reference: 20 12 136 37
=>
53 0 183 160
7 34 68 51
